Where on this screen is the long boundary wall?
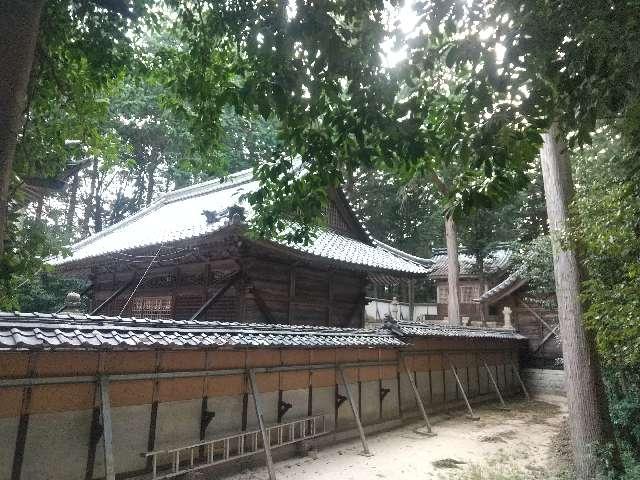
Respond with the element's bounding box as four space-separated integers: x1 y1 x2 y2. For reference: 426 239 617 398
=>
0 339 522 480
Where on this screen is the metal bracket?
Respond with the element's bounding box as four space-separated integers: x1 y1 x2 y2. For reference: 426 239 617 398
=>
379 387 390 402
278 400 292 422
202 410 216 429
335 392 347 409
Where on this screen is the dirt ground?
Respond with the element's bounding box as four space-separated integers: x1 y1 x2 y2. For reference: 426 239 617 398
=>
229 395 569 480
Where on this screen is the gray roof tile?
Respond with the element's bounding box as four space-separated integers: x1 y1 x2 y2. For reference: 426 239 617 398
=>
0 312 406 350
428 249 512 278
50 169 427 275
380 320 526 341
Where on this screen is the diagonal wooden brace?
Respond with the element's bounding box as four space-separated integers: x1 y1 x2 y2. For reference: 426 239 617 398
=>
401 356 435 435
337 365 372 456
248 369 277 480
99 376 115 480
445 355 479 421
482 361 509 410
510 361 531 401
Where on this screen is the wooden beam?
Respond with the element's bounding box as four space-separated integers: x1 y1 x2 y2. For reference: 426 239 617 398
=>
327 272 334 324
510 361 531 401
11 390 31 480
251 285 278 324
190 270 240 321
84 405 102 480
99 376 115 480
482 361 508 410
90 279 133 315
11 353 35 480
247 369 276 480
145 352 160 472
401 357 435 434
516 295 559 339
533 324 560 353
408 279 415 321
337 366 371 455
445 355 479 420
287 268 296 324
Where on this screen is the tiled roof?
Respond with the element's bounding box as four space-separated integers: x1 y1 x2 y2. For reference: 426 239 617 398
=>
372 239 433 267
0 312 406 350
0 312 524 351
381 320 525 341
50 169 427 275
428 249 512 278
476 273 528 304
277 230 427 274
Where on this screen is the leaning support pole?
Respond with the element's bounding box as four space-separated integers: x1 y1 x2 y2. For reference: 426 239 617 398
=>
445 356 479 420
510 361 531 401
401 357 435 435
99 376 116 480
482 361 508 410
247 369 276 480
337 365 371 456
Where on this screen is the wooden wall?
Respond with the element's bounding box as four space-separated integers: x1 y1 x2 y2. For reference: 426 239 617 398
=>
0 338 523 480
89 250 367 327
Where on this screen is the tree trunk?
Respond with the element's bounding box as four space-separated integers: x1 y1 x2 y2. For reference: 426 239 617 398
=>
34 197 44 222
477 253 488 326
94 174 104 233
444 215 461 325
540 122 607 479
146 161 157 206
0 0 45 255
65 173 79 237
82 158 98 236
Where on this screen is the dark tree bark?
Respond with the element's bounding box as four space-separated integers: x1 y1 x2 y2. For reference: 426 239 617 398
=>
444 215 461 325
146 159 158 206
65 173 79 237
0 0 45 255
93 173 104 233
82 158 99 236
540 123 613 478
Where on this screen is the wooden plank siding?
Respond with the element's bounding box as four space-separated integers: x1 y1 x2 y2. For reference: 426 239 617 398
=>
88 243 368 327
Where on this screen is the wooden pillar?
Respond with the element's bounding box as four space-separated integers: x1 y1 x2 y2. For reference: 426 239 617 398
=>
99 376 115 480
337 366 371 456
327 271 333 324
288 267 296 324
483 360 508 410
401 356 435 434
408 279 415 322
248 369 276 480
11 353 35 480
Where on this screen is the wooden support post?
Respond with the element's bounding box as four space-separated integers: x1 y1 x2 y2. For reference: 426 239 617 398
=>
288 267 296 324
408 279 415 321
145 352 160 471
327 272 333 324
446 356 479 420
90 279 133 315
482 361 508 410
401 357 435 435
247 369 276 480
337 365 371 456
11 353 35 480
510 361 531 401
252 286 278 324
11 389 31 480
99 376 115 480
190 271 240 321
84 406 102 480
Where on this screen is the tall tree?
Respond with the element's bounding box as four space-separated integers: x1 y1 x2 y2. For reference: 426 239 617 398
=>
0 0 45 256
541 124 608 476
